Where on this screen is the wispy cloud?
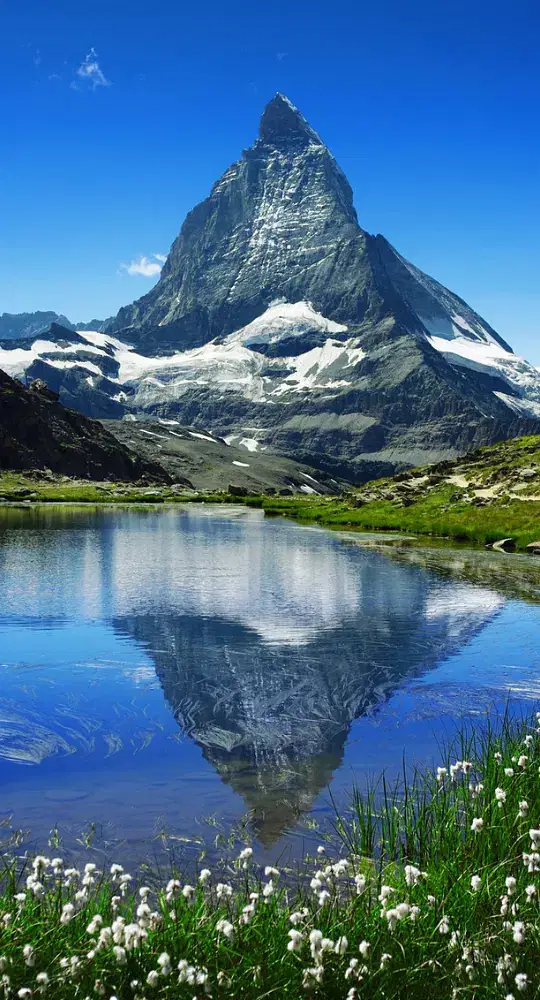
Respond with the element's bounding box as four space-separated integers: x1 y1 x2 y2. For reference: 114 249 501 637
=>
276 51 287 62
119 254 165 278
72 48 111 90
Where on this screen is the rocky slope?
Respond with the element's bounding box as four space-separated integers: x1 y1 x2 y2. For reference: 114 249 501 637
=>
103 418 340 494
0 370 166 481
3 94 540 481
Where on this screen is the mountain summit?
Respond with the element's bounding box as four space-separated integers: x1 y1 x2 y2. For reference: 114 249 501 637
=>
3 95 540 480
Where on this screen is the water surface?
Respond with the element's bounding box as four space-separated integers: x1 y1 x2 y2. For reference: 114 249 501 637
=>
1 505 539 862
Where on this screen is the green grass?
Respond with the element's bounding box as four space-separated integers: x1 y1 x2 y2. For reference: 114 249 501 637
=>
0 711 539 998
244 490 540 550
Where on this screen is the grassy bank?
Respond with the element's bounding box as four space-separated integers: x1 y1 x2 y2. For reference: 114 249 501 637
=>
1 433 540 550
1 712 539 998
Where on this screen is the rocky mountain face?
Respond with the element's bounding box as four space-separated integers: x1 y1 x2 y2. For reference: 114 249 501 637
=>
0 311 75 341
0 312 108 341
3 94 540 481
0 369 167 481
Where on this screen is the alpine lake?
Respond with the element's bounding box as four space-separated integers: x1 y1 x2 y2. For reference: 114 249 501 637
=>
1 503 539 868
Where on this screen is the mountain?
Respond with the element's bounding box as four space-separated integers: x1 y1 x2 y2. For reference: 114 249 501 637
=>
0 312 108 341
0 311 75 341
3 94 540 481
0 370 167 481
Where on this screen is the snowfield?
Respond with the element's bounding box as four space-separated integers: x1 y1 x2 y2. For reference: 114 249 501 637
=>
1 299 539 422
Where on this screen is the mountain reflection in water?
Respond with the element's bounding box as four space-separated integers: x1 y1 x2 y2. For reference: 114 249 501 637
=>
0 505 530 849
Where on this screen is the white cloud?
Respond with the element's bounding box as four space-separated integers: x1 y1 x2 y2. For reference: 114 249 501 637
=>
72 48 111 90
119 254 165 278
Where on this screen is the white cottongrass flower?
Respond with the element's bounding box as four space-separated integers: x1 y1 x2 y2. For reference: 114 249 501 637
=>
303 966 324 987
518 800 529 818
216 918 234 940
198 868 211 884
215 882 233 899
317 845 325 854
522 851 540 873
22 946 35 968
113 946 127 966
359 940 370 957
332 859 350 877
379 953 392 969
17 990 31 999
504 768 515 777
239 903 256 926
238 847 253 869
181 884 195 901
506 876 517 895
354 873 367 894
523 734 533 747
404 864 426 886
110 864 123 878
309 929 323 954
157 953 171 976
515 972 528 991
495 787 507 807
469 781 484 798
35 972 49 991
512 921 525 945
146 970 159 988
470 875 482 891
265 866 279 878
289 909 308 925
310 877 323 892
436 767 447 782
86 914 103 935
494 751 503 762
165 879 180 901
378 885 395 903
318 889 331 906
287 929 304 952
139 886 150 899
438 916 450 934
471 817 484 833
525 884 536 899
334 936 348 955
529 829 540 847
517 755 528 769
262 881 275 899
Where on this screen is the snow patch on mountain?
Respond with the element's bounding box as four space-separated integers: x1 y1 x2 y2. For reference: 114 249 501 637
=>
427 335 540 417
228 300 347 347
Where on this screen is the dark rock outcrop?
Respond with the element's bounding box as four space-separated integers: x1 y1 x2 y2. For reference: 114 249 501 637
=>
0 368 167 481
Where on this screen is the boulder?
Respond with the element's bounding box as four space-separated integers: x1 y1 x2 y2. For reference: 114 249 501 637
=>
525 541 540 555
492 538 516 552
228 484 248 497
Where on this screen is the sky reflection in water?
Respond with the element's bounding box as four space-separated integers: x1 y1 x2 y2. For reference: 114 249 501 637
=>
0 505 539 861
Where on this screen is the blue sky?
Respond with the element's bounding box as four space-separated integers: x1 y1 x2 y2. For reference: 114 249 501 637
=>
1 0 539 361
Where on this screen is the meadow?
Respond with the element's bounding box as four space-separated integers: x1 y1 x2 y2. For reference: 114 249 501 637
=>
0 710 538 999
